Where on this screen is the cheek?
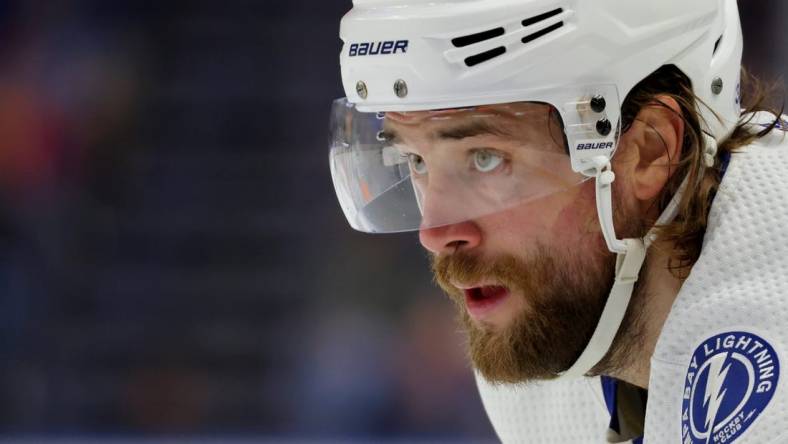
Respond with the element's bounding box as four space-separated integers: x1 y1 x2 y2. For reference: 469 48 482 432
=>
547 181 603 252
478 182 601 253
552 182 598 234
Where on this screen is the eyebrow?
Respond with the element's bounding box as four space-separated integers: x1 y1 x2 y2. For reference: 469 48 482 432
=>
436 120 513 140
381 119 513 144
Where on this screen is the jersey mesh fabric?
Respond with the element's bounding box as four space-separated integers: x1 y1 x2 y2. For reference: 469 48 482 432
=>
645 116 788 443
475 374 612 443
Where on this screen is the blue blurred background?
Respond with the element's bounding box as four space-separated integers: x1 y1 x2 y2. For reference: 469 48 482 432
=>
0 1 784 442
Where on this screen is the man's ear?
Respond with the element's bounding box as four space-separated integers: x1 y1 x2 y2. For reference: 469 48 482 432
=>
620 95 685 203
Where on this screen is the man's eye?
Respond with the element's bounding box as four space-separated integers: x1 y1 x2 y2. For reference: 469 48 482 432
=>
407 153 428 175
473 150 504 173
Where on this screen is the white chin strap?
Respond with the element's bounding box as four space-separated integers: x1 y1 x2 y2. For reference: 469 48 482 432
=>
558 135 717 379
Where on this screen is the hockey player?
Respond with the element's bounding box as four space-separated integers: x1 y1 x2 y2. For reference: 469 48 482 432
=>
328 0 787 442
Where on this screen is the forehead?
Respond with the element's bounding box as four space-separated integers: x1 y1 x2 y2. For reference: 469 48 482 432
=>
382 102 559 142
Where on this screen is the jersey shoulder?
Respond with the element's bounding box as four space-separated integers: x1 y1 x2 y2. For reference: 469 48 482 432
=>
646 129 788 443
741 111 788 149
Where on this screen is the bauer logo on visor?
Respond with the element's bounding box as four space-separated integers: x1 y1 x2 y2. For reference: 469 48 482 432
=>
576 141 614 151
681 331 780 444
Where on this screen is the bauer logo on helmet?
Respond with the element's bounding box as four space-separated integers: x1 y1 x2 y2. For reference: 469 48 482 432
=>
348 40 409 57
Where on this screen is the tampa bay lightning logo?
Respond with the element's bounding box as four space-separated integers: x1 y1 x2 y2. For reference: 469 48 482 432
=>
682 332 780 444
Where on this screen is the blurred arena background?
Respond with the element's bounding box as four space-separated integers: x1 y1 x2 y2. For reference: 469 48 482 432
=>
0 1 784 443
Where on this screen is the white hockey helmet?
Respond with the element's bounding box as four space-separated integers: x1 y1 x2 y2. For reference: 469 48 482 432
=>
331 0 743 249
339 0 742 130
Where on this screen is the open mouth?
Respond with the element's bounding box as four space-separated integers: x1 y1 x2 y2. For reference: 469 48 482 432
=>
464 285 509 310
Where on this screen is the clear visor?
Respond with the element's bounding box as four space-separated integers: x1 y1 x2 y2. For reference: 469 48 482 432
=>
329 98 592 233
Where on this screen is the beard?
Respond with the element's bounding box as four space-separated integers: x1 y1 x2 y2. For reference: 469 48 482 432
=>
432 244 617 383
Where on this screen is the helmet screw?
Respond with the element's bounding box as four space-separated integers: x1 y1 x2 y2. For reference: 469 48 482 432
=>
711 77 724 95
356 81 368 100
596 118 612 136
590 95 607 113
394 79 408 98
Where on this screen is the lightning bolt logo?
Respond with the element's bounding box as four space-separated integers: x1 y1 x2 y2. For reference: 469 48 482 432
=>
683 332 780 444
702 352 732 443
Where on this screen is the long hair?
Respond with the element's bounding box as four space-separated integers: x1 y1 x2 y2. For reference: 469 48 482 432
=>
620 65 785 277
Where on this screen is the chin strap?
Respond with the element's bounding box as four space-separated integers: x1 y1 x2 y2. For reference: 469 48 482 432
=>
558 237 646 378
592 156 628 254
557 137 713 379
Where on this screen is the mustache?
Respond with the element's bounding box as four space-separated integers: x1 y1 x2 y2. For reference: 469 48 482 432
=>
431 249 553 301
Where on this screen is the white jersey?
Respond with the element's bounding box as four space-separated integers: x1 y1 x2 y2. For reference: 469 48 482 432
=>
476 375 611 443
476 115 788 444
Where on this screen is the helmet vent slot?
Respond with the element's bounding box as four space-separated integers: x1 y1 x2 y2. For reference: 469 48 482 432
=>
713 34 723 55
521 21 563 45
521 8 563 28
464 46 506 67
452 27 506 48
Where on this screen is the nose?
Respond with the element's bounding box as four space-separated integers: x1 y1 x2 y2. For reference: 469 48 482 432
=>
419 220 482 255
414 169 482 254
